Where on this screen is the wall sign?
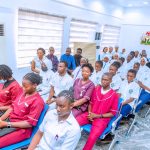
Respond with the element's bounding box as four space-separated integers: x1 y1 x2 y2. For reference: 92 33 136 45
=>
141 31 150 45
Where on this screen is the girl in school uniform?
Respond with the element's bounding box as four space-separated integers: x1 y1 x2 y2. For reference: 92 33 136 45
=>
0 73 44 148
90 61 103 86
0 65 21 108
109 62 122 91
136 62 150 112
72 64 95 117
118 69 140 117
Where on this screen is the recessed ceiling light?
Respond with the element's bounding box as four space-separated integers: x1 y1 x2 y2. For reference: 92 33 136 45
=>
128 4 133 7
144 1 148 4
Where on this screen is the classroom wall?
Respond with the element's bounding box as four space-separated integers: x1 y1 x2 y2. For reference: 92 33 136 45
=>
119 7 150 57
0 0 123 82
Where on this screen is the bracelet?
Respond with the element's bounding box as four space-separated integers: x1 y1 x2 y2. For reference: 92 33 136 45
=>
7 122 12 128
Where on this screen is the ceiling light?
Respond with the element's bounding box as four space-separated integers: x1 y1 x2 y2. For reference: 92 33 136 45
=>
143 1 148 4
128 4 133 7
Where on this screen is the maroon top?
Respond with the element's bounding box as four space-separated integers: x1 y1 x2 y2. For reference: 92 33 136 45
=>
73 78 95 111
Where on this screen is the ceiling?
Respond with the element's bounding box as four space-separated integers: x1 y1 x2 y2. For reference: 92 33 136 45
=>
107 0 150 8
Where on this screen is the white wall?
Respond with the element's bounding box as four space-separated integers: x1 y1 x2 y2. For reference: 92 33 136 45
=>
119 7 150 57
0 0 124 82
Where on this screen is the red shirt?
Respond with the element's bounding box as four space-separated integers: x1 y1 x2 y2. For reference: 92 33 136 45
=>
0 81 21 106
90 86 119 123
9 90 44 136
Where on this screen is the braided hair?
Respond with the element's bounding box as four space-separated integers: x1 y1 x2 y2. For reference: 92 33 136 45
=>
0 64 13 80
23 73 42 85
58 90 74 103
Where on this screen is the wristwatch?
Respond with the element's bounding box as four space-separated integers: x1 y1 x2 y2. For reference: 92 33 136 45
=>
7 122 12 128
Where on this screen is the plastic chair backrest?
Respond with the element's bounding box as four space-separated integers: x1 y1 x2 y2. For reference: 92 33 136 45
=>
1 104 49 150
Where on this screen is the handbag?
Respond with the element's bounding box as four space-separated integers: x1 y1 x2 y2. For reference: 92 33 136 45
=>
40 61 48 72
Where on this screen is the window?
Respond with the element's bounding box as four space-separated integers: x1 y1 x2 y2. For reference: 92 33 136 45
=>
69 19 98 52
100 25 121 49
17 9 64 68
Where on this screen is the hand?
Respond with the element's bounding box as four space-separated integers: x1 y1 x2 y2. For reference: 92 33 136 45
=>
0 120 7 128
88 112 98 121
46 98 56 104
138 81 143 87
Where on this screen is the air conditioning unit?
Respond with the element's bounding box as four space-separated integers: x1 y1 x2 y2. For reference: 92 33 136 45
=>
0 24 6 64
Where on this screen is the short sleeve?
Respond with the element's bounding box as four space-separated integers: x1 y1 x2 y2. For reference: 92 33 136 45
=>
130 84 140 99
90 86 98 104
10 82 21 102
27 100 44 126
110 93 119 116
83 83 95 101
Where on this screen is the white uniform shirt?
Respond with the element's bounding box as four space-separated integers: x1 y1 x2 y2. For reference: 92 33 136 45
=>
52 72 73 96
138 69 150 93
33 56 52 73
36 109 81 150
90 70 103 86
37 70 54 101
102 62 110 73
118 80 140 107
110 73 122 91
72 66 82 80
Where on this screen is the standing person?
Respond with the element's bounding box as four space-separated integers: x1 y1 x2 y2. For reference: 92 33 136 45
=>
72 57 88 80
108 46 114 60
90 61 103 86
46 47 59 72
74 48 83 67
0 65 21 107
46 61 73 109
72 64 95 117
60 47 76 74
114 46 119 53
31 48 52 74
28 90 81 150
98 47 108 61
76 73 119 150
102 55 110 73
133 50 140 63
120 48 127 59
0 73 44 148
118 69 140 117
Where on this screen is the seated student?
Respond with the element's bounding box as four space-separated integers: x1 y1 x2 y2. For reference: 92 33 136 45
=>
46 61 73 109
133 62 140 80
138 57 148 74
0 73 44 148
109 62 122 91
90 61 103 86
76 73 119 150
118 69 140 117
37 63 55 102
72 64 95 117
119 48 127 59
109 53 119 65
72 57 88 80
31 48 52 74
0 65 21 108
136 62 150 112
28 90 81 150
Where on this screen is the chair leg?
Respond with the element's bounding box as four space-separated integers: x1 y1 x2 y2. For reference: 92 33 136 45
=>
126 113 137 136
144 108 150 118
108 135 118 150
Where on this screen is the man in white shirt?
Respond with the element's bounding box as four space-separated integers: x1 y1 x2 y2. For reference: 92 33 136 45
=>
118 69 140 117
28 90 81 150
46 61 73 109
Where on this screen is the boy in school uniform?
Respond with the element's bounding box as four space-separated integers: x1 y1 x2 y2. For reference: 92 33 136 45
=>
46 61 73 109
118 69 140 116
